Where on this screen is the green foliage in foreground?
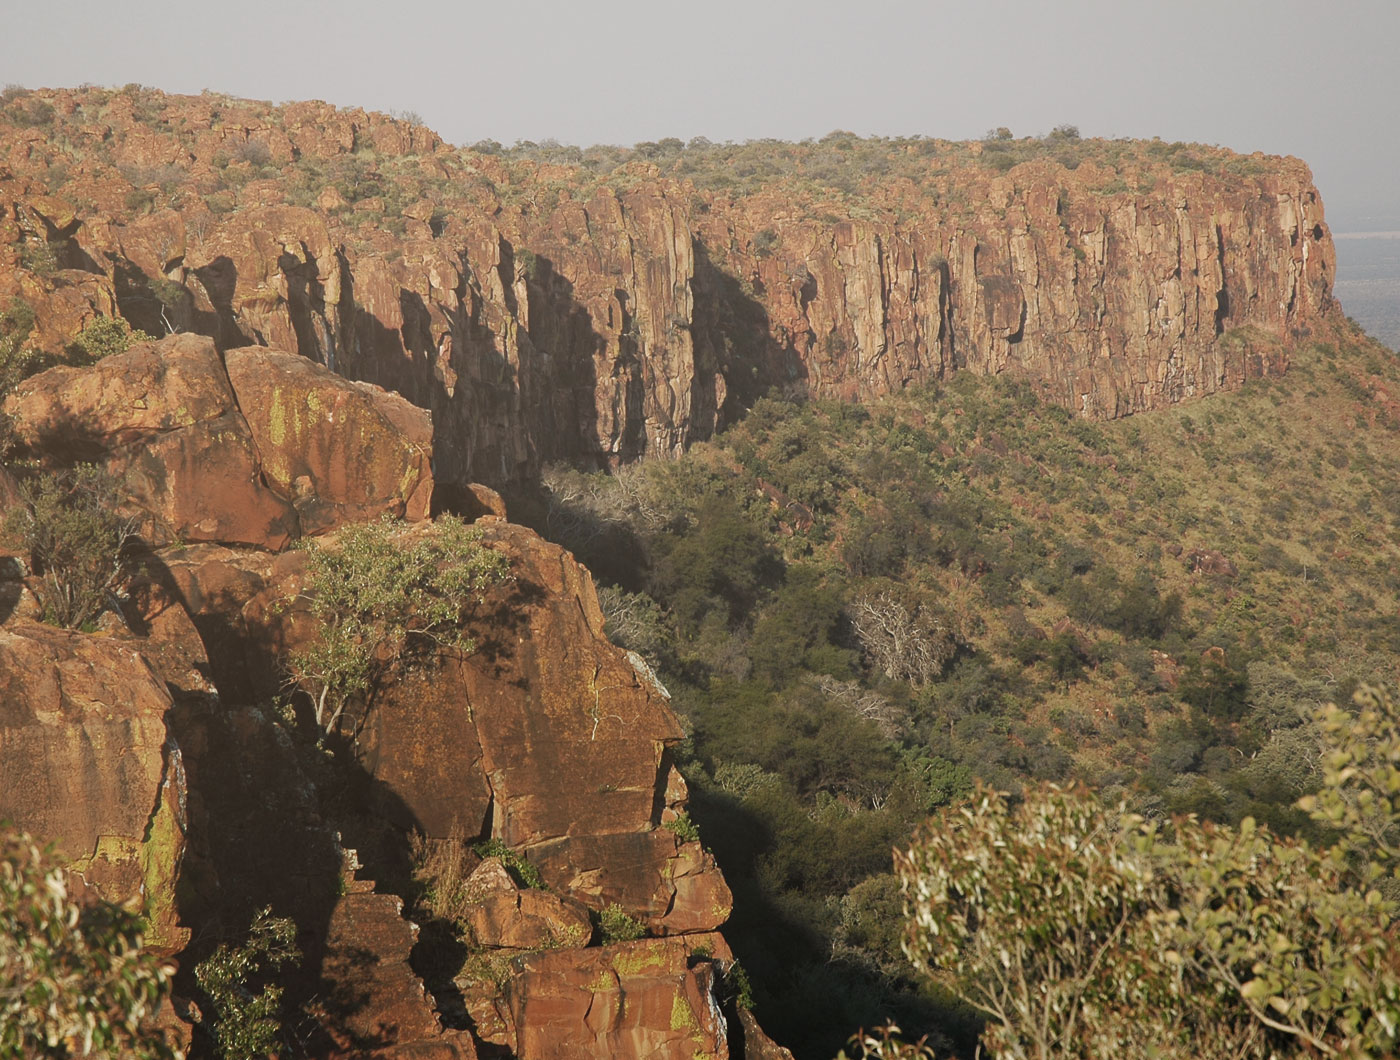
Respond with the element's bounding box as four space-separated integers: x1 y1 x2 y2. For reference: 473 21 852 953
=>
193 907 298 1060
286 515 509 737
879 686 1400 1060
0 829 177 1059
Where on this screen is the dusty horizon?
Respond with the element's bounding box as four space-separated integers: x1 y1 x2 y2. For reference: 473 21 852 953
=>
5 0 1397 228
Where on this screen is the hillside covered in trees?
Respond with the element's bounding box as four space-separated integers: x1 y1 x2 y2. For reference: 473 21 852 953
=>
526 324 1400 1055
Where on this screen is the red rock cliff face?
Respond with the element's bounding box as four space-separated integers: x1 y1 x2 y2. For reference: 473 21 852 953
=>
0 332 782 1058
0 87 1336 490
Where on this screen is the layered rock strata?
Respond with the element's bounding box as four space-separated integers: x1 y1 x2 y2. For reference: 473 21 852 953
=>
0 88 1337 488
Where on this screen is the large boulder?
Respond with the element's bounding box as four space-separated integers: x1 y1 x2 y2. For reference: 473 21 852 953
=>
464 935 736 1060
458 857 592 951
2 332 299 547
2 333 434 548
224 347 433 533
0 620 187 948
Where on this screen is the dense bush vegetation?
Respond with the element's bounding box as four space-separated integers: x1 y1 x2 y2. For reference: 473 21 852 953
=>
523 332 1400 1056
5 465 139 630
193 908 298 1060
877 686 1400 1059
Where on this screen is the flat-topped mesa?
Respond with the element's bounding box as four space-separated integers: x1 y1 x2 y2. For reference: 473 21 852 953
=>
0 87 1336 488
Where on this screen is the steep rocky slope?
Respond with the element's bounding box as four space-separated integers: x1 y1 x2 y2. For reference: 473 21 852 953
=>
0 86 1336 489
0 333 783 1058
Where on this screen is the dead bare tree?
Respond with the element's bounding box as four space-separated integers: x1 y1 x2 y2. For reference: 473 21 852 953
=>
850 591 958 686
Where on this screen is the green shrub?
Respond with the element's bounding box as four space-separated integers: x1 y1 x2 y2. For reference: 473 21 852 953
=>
286 515 509 737
194 908 298 1060
5 466 138 630
69 316 154 364
0 828 177 1059
663 812 701 844
595 904 646 944
471 838 543 890
721 958 755 1010
0 299 43 455
17 239 59 276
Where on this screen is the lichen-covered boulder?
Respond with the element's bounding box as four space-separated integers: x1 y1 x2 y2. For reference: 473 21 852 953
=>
2 332 298 547
224 346 433 534
0 620 187 948
465 935 736 1060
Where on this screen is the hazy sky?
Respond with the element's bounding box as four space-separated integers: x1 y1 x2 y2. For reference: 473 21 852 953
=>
5 0 1397 227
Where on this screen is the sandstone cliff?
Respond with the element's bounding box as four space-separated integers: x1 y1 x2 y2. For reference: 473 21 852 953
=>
0 86 1336 489
0 333 783 1058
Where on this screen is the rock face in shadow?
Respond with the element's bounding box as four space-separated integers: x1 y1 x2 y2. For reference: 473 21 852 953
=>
0 87 1339 487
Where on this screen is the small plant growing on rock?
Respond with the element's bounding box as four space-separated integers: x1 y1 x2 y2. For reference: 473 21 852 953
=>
411 824 478 923
663 812 701 844
194 907 298 1060
0 298 44 458
471 838 543 889
68 315 154 364
595 904 646 944
5 465 139 630
286 515 509 738
0 828 178 1059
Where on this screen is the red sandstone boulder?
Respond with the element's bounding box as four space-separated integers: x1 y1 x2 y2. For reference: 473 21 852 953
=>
224 347 433 533
0 620 187 948
464 934 735 1060
2 333 299 547
459 857 592 950
3 333 435 549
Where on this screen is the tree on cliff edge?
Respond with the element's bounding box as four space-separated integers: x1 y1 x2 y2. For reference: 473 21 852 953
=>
285 515 509 739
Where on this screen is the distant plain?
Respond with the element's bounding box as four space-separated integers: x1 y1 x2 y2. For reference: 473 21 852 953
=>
1334 231 1400 351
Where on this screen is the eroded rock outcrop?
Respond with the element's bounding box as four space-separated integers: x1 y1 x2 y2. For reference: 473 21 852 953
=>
159 518 733 937
136 512 745 1057
467 935 738 1059
2 333 432 548
0 620 187 948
